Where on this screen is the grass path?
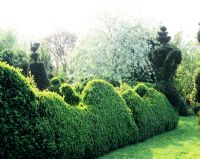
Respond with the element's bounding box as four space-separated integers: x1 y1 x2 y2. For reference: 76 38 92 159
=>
99 117 200 159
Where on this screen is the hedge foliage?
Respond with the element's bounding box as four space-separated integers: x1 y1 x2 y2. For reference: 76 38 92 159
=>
60 83 80 105
133 83 149 97
0 62 37 158
0 62 179 158
155 81 189 116
122 89 157 141
122 83 179 141
82 80 139 157
49 77 62 94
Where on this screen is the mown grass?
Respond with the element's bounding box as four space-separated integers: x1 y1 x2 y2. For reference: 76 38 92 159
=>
99 116 200 159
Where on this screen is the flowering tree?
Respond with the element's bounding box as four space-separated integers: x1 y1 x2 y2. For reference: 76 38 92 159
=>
69 15 158 82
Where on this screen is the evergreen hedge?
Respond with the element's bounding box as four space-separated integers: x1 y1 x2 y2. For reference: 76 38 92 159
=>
122 83 179 141
0 62 179 158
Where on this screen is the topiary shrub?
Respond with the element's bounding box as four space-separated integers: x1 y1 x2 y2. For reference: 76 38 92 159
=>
155 81 188 116
28 62 49 90
49 77 62 94
82 80 139 157
193 68 200 103
60 83 80 105
193 104 200 115
122 89 158 141
73 82 85 94
133 83 149 97
0 62 38 158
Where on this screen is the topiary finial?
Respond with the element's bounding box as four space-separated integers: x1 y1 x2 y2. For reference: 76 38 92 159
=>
30 42 40 62
157 26 171 45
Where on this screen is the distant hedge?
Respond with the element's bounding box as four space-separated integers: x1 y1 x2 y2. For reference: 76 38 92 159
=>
0 62 179 159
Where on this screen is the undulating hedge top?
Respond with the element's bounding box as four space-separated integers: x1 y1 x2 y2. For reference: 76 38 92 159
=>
82 80 139 157
0 62 179 159
122 83 179 141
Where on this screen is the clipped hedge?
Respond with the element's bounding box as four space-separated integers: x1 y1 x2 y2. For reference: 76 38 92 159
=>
122 83 179 141
144 88 179 132
122 89 158 141
155 81 188 116
60 83 80 105
34 92 90 159
0 62 37 158
82 80 139 157
49 77 62 94
133 83 149 97
0 62 179 159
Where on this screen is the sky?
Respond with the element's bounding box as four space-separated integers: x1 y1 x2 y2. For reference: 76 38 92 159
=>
0 0 199 41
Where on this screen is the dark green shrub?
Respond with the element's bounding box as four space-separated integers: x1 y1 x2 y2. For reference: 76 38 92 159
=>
193 68 200 103
193 104 200 115
197 27 200 43
133 83 149 97
28 62 49 90
82 80 139 157
155 81 189 116
0 62 38 158
105 78 121 87
122 89 158 141
149 26 182 82
73 82 85 94
60 83 80 105
49 77 62 94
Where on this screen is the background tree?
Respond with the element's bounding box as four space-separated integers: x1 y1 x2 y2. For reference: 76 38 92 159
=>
69 15 158 83
43 31 77 74
0 29 29 75
0 29 17 51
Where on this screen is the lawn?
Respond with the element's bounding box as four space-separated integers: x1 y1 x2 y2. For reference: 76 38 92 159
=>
99 116 200 159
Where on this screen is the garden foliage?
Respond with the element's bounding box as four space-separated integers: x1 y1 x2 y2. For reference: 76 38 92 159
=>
60 83 80 105
122 83 179 141
0 62 179 159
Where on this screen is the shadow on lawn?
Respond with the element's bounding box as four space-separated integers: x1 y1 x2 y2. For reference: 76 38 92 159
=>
98 117 200 159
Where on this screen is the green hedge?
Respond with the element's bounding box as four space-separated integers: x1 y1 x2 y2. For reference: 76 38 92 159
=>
122 89 158 141
144 88 179 132
0 62 37 158
34 92 90 159
0 62 179 158
122 84 179 141
60 83 80 105
82 80 139 157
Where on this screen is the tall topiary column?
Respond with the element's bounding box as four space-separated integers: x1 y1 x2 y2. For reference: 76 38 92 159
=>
28 42 49 90
150 26 188 116
150 26 182 82
197 23 200 43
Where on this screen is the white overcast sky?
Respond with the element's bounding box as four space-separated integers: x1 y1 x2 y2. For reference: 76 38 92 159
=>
0 0 199 41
